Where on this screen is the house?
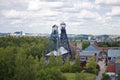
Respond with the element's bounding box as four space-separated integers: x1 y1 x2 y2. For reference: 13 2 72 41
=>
108 50 120 61
80 42 100 62
107 50 120 77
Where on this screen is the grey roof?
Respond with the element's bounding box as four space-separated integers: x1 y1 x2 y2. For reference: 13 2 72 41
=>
80 51 99 56
80 44 99 56
108 50 120 57
84 44 98 51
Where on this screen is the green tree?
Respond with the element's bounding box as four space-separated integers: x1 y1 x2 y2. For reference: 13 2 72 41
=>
61 56 71 72
14 48 37 80
39 55 47 70
48 53 57 68
71 54 81 73
0 47 16 80
85 57 98 74
82 41 90 50
37 68 66 80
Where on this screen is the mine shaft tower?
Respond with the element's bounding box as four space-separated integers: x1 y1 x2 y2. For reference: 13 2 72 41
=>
46 22 72 57
60 22 72 57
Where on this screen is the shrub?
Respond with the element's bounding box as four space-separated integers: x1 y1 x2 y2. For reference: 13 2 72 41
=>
101 73 111 80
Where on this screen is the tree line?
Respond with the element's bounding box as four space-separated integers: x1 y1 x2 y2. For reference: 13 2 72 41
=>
97 41 120 47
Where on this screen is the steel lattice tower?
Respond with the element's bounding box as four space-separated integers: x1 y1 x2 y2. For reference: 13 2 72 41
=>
60 22 72 57
46 25 59 54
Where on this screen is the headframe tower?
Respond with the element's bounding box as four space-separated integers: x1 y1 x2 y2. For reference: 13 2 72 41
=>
60 22 72 57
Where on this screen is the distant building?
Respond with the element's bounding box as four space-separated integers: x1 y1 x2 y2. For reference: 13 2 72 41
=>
10 31 25 36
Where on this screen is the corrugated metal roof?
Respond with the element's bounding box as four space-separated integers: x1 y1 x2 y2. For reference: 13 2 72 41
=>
46 47 68 56
108 50 120 57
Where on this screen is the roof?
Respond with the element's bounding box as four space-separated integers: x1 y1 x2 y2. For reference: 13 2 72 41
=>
108 50 120 57
46 47 68 56
80 44 99 56
80 51 99 56
84 44 99 51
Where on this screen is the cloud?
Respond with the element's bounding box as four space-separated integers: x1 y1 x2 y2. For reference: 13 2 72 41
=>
95 0 120 5
75 9 100 19
27 0 64 10
0 0 120 35
0 0 29 6
10 20 23 25
1 9 61 19
106 6 120 16
73 1 100 10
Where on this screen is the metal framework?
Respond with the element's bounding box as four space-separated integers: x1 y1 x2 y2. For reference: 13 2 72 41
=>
46 25 59 54
46 22 72 57
60 22 72 57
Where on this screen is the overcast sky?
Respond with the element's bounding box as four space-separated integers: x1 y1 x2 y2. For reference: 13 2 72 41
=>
0 0 120 35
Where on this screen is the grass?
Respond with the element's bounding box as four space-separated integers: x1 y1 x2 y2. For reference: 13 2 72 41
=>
63 73 96 80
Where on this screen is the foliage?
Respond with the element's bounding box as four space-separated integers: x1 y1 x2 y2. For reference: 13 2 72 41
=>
61 56 71 73
14 49 37 80
0 47 16 80
71 54 82 73
37 55 66 80
0 36 48 59
0 37 47 80
97 41 120 47
75 72 82 80
101 73 111 80
0 47 38 80
64 73 96 80
82 41 90 50
48 54 63 69
117 71 120 80
85 57 98 74
37 68 66 80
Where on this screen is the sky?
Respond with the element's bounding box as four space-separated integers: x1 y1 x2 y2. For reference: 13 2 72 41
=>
0 0 120 35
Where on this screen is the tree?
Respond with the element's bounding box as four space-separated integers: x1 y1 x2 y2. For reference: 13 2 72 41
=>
14 48 37 80
71 54 81 73
85 57 98 74
0 47 16 80
37 67 66 80
82 41 90 50
37 55 66 80
61 56 71 72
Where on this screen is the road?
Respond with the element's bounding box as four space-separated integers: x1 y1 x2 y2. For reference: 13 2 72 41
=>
96 60 107 80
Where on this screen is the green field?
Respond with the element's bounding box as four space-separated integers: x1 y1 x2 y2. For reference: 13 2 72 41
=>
64 73 96 80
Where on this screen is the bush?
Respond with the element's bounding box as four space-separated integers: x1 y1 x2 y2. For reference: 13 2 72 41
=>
38 68 66 80
71 54 82 73
61 56 71 73
85 57 98 74
101 73 111 80
71 65 82 73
